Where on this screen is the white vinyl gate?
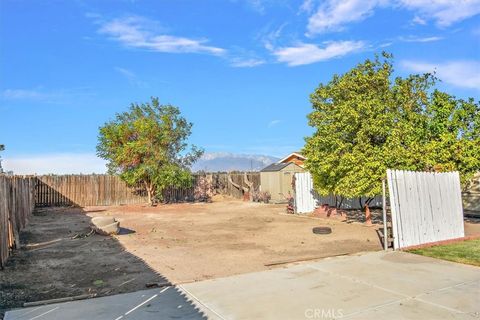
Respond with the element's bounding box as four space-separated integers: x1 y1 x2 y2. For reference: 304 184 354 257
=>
293 172 382 213
387 170 465 249
293 172 318 213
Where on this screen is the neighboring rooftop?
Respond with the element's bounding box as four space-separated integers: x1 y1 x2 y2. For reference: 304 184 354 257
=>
278 152 306 164
260 163 290 172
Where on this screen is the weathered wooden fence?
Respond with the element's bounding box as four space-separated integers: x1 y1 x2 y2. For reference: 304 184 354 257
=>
0 175 35 268
463 172 480 212
293 172 382 213
36 175 146 207
387 170 464 249
162 172 260 203
35 173 261 207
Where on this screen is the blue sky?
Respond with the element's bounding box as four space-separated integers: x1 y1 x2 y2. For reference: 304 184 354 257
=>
1 0 479 174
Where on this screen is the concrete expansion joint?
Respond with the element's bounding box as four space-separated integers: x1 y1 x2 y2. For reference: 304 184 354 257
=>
307 265 410 299
420 279 480 295
307 265 475 318
412 297 466 315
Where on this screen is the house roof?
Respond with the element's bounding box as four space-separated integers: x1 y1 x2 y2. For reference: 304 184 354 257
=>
278 152 306 164
260 163 290 172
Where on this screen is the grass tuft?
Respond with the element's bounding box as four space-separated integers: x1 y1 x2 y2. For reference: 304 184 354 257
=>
409 239 480 267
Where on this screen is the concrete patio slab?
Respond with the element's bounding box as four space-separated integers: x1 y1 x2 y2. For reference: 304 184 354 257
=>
6 251 480 320
342 299 478 320
307 250 480 296
180 251 480 320
4 287 207 320
181 263 404 319
417 280 480 315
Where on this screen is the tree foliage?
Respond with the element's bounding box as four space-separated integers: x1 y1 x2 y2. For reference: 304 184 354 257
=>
303 53 480 202
97 97 203 205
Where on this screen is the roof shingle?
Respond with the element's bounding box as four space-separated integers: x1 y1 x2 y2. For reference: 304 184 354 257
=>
260 163 290 172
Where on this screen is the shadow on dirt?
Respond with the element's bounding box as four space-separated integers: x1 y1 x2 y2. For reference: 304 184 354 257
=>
0 207 206 319
117 227 136 235
343 208 384 224
464 211 480 224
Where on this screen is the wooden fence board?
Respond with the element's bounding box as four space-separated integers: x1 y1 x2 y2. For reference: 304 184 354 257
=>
34 173 260 207
0 176 35 268
35 175 144 207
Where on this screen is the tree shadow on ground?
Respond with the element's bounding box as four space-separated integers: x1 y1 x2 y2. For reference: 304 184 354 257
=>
343 208 384 224
0 207 206 319
464 211 480 224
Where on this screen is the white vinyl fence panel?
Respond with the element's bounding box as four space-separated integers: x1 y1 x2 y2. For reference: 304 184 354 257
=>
387 170 464 249
294 172 318 213
293 172 382 213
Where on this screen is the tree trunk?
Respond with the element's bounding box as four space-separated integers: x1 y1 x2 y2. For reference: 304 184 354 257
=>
144 182 155 206
228 174 249 200
336 196 344 209
365 203 372 225
243 173 254 202
364 197 374 225
147 189 152 206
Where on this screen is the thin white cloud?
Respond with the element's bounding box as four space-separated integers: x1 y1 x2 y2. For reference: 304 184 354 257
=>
246 0 266 13
306 0 383 35
2 89 54 101
114 67 148 87
98 16 225 55
3 153 107 175
299 0 315 13
398 35 444 42
305 0 480 35
268 119 281 128
379 42 394 48
272 40 366 66
401 60 480 90
114 66 136 78
226 46 267 68
230 58 265 68
232 0 282 14
399 0 480 27
258 23 288 51
1 88 93 103
411 15 427 25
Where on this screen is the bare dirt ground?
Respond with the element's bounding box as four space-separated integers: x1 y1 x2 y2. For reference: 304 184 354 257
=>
0 207 165 316
90 199 384 284
1 199 479 316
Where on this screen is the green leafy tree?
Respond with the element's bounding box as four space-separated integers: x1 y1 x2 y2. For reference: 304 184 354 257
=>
97 97 203 205
423 92 480 179
303 53 480 210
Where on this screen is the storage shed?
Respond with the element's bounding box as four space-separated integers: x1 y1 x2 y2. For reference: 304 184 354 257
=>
260 162 305 203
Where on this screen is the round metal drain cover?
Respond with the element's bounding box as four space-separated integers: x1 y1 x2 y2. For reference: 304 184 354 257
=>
312 227 332 235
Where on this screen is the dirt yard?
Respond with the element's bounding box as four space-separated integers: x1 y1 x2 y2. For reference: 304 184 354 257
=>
0 207 164 316
1 199 479 315
90 200 383 283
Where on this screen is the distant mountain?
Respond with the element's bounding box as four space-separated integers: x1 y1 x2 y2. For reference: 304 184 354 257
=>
191 152 279 172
